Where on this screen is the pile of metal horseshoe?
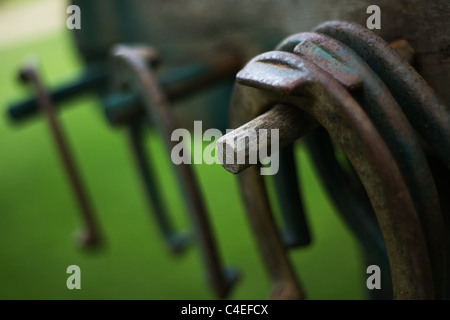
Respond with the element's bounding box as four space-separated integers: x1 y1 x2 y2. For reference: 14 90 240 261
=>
7 1 450 300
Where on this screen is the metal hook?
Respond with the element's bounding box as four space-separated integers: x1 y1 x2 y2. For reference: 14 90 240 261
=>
272 144 311 248
18 62 102 249
222 103 316 299
313 20 450 170
127 119 190 254
103 52 242 254
110 44 238 298
106 47 190 255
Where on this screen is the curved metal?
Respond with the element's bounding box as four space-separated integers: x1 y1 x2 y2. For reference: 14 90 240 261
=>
304 128 392 299
18 63 102 249
110 47 191 254
111 44 238 298
127 120 190 254
277 31 444 298
221 51 433 299
286 37 420 300
313 20 450 170
218 103 316 299
235 159 306 300
106 52 241 255
269 37 318 250
273 144 311 248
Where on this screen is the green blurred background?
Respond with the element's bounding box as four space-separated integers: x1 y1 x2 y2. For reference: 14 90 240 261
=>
0 0 364 299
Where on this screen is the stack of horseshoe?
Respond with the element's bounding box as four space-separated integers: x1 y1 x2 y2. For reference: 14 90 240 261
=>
218 20 450 300
9 19 450 300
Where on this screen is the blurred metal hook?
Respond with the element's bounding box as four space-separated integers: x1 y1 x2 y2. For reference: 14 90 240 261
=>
18 62 102 249
104 49 242 254
110 44 238 298
127 119 190 254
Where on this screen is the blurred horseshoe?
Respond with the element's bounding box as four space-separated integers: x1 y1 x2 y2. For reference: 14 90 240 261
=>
111 44 238 298
127 119 190 254
105 52 242 254
18 63 102 249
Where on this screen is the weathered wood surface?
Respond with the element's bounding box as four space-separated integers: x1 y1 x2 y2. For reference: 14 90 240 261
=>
217 104 317 174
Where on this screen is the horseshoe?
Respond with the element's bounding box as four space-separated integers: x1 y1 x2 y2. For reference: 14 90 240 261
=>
276 31 444 298
111 44 238 298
